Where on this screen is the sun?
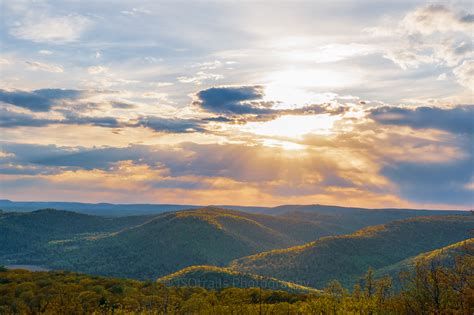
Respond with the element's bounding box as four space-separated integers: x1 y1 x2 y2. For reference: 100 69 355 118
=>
263 68 359 107
246 114 339 138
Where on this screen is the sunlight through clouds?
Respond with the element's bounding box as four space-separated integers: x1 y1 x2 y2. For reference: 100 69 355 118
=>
0 0 472 209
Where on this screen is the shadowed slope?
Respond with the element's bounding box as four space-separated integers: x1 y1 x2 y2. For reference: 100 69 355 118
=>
374 238 474 279
230 215 474 288
36 207 348 280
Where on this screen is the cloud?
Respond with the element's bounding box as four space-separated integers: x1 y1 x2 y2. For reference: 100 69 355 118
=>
135 117 206 133
10 13 92 43
194 86 273 115
87 66 108 74
110 101 137 109
370 105 474 135
62 113 121 128
25 61 63 73
368 104 474 204
0 141 369 192
193 85 350 124
38 50 53 55
369 4 473 75
403 4 473 35
0 89 89 112
0 107 121 129
121 7 152 16
177 71 223 85
313 43 376 63
382 158 473 205
1 136 471 207
0 143 173 172
0 108 53 128
453 60 474 90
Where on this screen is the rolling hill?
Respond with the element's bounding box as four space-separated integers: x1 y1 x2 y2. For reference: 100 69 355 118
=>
272 204 468 232
157 265 319 294
2 205 472 285
0 209 154 257
230 215 474 288
374 238 474 279
41 207 353 279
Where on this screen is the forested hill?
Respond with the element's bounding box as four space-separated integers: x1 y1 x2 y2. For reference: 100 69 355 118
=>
230 215 474 288
374 238 474 279
1 250 472 315
0 209 154 255
1 206 471 285
269 204 469 231
34 207 352 280
157 265 319 294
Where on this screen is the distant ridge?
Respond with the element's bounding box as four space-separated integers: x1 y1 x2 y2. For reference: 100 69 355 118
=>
0 199 467 217
0 199 199 216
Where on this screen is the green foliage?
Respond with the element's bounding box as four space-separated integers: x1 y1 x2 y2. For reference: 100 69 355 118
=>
0 209 153 257
231 215 474 288
157 265 319 294
0 207 359 280
2 207 472 294
375 238 474 281
1 250 472 314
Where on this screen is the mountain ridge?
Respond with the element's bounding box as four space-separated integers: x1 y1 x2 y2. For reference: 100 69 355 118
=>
230 215 474 288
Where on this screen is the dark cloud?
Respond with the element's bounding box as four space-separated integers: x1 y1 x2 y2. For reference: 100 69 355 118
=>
202 116 233 122
374 105 474 204
0 165 59 175
382 158 473 205
0 142 346 186
0 108 121 128
62 112 121 128
0 108 53 127
0 110 205 133
460 13 474 23
111 101 137 109
0 143 151 171
0 89 90 112
2 141 472 205
194 86 274 115
370 105 474 135
0 106 205 132
135 116 206 133
193 85 349 124
0 143 196 174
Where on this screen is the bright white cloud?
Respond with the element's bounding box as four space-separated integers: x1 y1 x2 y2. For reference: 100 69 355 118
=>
38 50 53 55
177 72 223 85
11 14 92 43
314 44 376 63
0 58 10 66
403 4 472 35
365 3 473 98
453 60 474 90
87 66 108 75
121 7 152 16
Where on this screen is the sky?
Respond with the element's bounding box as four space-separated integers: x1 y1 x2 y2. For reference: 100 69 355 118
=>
0 0 472 209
